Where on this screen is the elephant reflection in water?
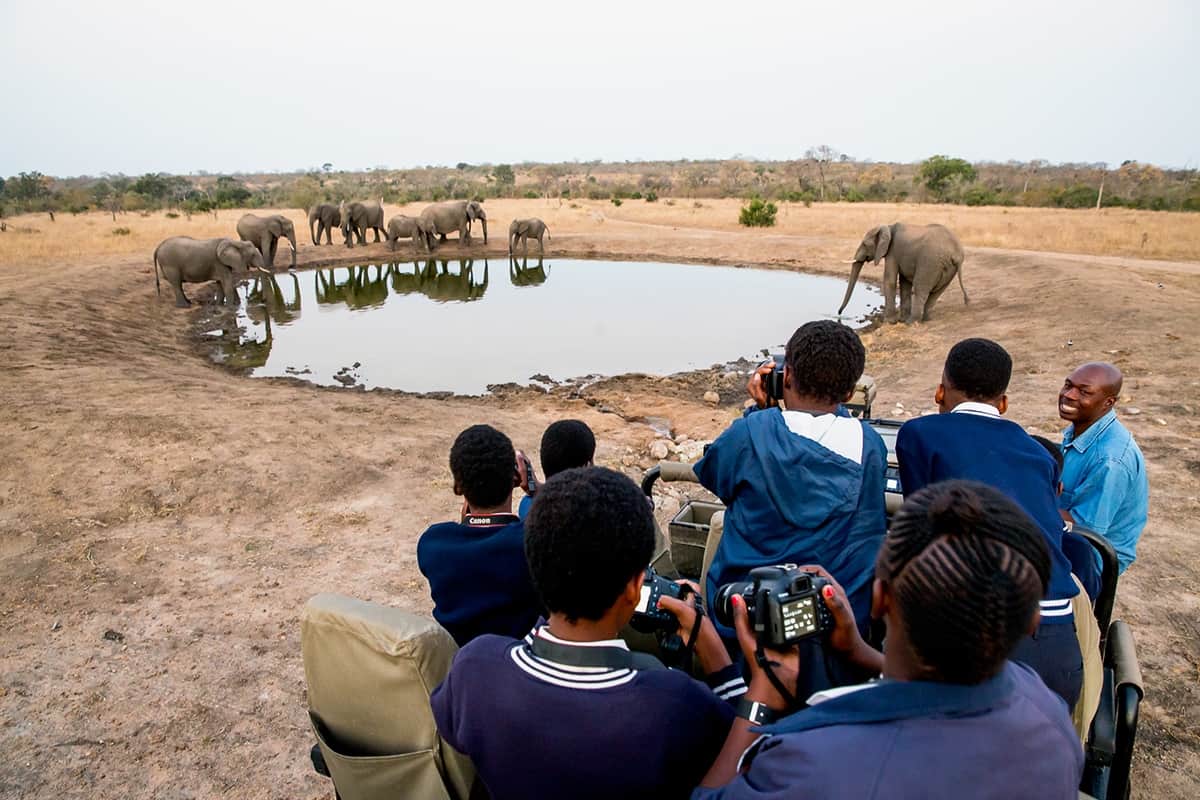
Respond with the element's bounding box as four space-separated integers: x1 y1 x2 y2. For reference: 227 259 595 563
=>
222 272 302 369
314 264 390 310
509 256 549 288
388 259 490 303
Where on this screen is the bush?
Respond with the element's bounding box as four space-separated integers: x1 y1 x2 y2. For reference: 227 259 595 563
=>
962 185 999 207
112 227 131 236
1054 185 1099 209
165 211 180 219
844 187 866 203
630 191 643 200
523 190 539 199
739 197 777 227
611 198 623 207
644 191 658 202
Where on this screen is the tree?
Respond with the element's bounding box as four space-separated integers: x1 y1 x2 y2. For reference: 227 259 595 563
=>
492 164 515 186
917 155 977 199
804 145 839 201
322 163 334 173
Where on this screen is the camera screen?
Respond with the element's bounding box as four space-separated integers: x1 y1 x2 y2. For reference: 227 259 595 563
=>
780 595 818 638
636 584 653 614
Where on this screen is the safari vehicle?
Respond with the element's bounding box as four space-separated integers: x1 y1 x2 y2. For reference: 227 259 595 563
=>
296 380 1142 800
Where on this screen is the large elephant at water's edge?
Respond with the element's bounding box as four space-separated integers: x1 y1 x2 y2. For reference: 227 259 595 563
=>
838 222 968 324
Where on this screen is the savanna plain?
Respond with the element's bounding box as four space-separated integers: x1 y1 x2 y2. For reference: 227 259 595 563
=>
1 199 1198 798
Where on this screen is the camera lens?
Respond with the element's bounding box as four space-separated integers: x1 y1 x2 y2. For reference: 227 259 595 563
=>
713 581 754 628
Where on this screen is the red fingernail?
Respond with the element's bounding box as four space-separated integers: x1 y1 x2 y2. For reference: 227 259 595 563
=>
822 586 835 600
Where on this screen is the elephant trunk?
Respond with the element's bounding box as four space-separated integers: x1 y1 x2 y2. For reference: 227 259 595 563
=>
481 218 488 244
838 261 865 315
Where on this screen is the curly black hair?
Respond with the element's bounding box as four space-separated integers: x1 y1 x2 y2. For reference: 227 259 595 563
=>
524 466 655 622
540 420 596 478
449 424 516 508
878 480 1050 684
943 338 1012 400
1031 434 1064 474
784 320 865 405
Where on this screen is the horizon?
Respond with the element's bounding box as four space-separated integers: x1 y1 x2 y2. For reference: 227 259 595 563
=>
3 1 1197 176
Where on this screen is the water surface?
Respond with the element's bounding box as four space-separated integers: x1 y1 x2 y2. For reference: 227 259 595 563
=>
218 258 880 394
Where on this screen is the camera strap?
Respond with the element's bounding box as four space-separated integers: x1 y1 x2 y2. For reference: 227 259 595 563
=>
755 641 799 710
463 513 519 527
527 636 665 672
656 583 704 670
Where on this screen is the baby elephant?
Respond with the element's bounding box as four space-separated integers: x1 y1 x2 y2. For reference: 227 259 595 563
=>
153 236 264 308
386 215 434 252
508 218 550 255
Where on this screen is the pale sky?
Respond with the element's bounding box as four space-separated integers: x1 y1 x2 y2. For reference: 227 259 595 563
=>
3 0 1196 177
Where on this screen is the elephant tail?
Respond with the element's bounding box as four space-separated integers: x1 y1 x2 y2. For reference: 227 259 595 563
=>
153 245 162 296
957 260 969 305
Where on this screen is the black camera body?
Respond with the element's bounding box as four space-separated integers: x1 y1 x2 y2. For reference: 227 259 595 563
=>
714 565 835 647
630 568 686 634
761 354 786 403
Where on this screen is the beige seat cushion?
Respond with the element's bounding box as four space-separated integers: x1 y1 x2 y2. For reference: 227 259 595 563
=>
1070 576 1103 743
301 593 476 800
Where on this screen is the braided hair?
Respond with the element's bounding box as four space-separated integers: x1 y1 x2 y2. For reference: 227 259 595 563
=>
878 480 1050 684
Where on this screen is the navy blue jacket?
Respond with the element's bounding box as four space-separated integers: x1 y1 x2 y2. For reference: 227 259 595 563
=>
694 407 888 629
416 515 543 645
896 409 1079 616
692 661 1082 799
432 630 738 800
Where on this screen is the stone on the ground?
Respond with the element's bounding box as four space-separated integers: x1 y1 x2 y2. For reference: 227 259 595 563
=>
703 391 720 405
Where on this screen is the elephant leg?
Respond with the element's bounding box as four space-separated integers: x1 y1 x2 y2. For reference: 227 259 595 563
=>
882 258 899 323
171 279 191 308
269 237 278 266
899 279 913 321
538 234 544 254
373 226 383 243
921 284 950 321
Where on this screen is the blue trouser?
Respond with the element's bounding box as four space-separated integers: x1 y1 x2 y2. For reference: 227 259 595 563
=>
1011 617 1084 711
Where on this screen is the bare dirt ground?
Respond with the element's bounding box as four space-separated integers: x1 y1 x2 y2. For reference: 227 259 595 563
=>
1 200 1198 798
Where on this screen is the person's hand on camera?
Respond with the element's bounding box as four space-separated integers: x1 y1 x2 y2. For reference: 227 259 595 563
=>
731 593 801 712
515 450 536 495
746 360 775 409
657 580 732 676
797 564 884 674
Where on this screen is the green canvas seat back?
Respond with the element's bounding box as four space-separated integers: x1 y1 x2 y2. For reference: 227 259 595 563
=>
301 593 476 800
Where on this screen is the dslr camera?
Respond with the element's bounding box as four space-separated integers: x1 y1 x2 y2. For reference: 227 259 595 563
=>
713 564 835 647
630 568 687 634
760 354 786 404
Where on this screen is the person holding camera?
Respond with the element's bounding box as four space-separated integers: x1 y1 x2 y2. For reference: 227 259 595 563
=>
895 339 1083 710
431 466 747 800
516 419 597 519
694 320 887 695
693 481 1084 799
417 424 543 646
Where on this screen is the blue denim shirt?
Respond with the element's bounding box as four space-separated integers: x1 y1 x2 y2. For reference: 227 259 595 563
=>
1060 410 1148 573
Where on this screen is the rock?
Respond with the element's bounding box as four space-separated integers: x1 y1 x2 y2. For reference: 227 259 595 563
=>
649 440 670 461
1156 418 1167 426
658 496 681 520
703 391 720 405
102 629 124 643
333 374 356 386
51 620 61 631
352 361 361 369
1123 407 1141 416
675 440 707 463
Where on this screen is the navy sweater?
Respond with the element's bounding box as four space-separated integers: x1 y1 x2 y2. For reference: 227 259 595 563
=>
896 410 1079 616
432 629 739 800
416 515 543 645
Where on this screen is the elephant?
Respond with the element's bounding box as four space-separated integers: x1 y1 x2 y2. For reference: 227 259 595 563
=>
509 256 549 287
508 218 549 254
153 236 264 307
308 203 342 245
340 200 387 248
838 222 969 324
236 213 298 269
419 200 487 248
385 214 435 252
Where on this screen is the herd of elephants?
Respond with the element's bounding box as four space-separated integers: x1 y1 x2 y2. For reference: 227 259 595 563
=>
151 197 969 325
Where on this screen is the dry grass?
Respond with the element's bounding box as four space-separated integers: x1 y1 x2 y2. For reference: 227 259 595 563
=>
2 200 1197 268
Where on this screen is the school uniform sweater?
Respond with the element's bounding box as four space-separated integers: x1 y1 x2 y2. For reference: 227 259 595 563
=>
416 514 543 646
431 626 741 800
896 403 1079 618
691 661 1083 799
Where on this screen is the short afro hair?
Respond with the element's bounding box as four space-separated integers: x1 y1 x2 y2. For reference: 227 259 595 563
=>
784 320 865 405
943 338 1012 400
540 420 596 478
1030 434 1064 474
525 466 655 622
449 425 516 508
878 480 1050 684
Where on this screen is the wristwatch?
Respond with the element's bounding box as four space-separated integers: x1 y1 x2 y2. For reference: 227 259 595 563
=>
735 698 780 725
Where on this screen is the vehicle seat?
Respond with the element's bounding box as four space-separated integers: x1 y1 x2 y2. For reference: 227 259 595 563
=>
301 593 477 800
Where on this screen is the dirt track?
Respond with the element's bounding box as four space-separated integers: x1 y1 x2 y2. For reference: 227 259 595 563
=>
1 205 1198 798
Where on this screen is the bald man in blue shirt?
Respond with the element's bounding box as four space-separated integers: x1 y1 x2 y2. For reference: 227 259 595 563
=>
1057 362 1149 574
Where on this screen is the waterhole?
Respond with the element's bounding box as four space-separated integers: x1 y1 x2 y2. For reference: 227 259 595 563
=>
213 258 881 394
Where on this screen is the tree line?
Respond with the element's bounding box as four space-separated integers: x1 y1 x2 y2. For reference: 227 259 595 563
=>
3 152 1197 218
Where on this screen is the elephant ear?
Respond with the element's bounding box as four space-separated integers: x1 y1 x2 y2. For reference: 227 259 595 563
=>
216 239 242 269
874 225 892 265
268 218 283 236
